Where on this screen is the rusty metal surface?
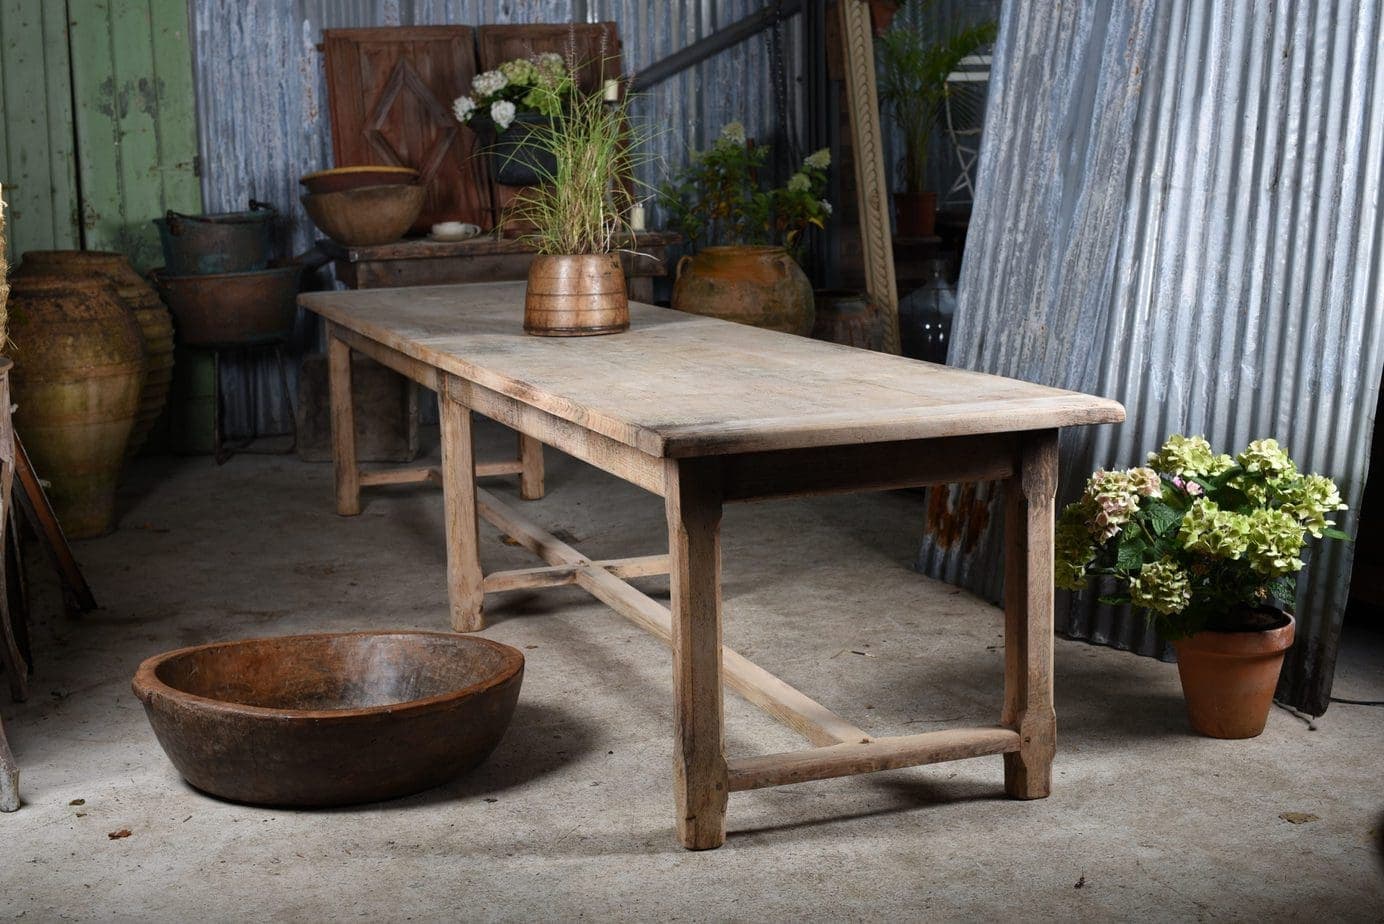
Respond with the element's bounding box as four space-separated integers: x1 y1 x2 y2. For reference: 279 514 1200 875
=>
917 0 1384 715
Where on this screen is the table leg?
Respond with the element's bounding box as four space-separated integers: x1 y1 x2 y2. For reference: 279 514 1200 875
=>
518 434 545 500
440 386 485 632
327 326 361 516
1002 429 1058 798
665 458 729 849
0 718 17 812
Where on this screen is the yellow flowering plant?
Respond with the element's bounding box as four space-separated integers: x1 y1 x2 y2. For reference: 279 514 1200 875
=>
1056 435 1349 638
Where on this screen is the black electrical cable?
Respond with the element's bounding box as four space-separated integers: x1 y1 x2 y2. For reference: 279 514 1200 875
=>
1329 696 1384 706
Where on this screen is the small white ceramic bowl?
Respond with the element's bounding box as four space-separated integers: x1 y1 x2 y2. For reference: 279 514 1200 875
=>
430 221 481 242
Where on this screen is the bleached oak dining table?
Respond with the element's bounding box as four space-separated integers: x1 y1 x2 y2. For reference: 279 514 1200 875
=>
300 281 1125 850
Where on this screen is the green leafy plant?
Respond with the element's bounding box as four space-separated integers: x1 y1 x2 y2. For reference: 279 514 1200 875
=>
658 121 831 256
503 76 652 256
1056 435 1349 638
876 4 997 195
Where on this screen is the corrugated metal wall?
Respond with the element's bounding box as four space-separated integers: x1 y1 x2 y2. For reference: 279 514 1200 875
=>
919 0 1384 715
192 0 804 257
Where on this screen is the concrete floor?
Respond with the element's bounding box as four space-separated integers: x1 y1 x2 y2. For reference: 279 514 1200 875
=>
3 420 1382 921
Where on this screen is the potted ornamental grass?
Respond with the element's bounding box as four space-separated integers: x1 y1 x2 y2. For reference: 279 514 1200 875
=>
876 6 996 236
659 121 832 336
1056 435 1348 738
499 70 649 337
453 52 574 186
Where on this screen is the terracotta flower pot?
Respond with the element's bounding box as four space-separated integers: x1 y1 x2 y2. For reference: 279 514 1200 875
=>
671 245 814 336
1171 613 1295 739
895 191 937 238
523 254 629 337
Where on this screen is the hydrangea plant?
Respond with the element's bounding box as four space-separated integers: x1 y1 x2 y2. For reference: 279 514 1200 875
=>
658 121 832 258
452 52 573 133
1055 435 1348 638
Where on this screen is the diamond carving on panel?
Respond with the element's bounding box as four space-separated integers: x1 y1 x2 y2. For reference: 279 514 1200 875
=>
363 59 456 180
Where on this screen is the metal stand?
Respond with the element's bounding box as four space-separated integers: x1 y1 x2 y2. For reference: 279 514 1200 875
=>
212 342 297 465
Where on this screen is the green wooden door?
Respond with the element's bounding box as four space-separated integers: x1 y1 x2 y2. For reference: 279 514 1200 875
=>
68 0 201 270
0 0 81 263
0 0 200 270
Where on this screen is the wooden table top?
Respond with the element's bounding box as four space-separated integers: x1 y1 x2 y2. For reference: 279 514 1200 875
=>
301 281 1125 457
318 230 681 263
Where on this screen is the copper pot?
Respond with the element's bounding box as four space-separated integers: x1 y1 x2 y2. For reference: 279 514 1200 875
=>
523 254 629 337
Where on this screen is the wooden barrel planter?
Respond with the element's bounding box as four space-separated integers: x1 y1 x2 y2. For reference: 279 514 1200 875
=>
523 254 629 337
15 251 174 455
671 245 814 336
5 276 146 538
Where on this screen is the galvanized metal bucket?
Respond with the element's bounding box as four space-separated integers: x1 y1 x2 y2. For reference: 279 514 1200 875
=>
153 200 276 276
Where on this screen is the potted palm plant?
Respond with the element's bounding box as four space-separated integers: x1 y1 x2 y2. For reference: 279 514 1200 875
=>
1056 435 1349 738
503 70 646 337
876 5 997 237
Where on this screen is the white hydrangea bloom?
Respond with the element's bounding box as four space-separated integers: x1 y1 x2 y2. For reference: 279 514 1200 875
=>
819 199 833 215
490 99 517 131
719 121 746 145
804 148 831 170
787 172 810 192
452 95 477 123
472 69 509 98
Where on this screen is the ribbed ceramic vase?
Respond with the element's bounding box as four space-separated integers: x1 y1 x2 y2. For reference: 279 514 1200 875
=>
6 276 147 538
15 251 173 455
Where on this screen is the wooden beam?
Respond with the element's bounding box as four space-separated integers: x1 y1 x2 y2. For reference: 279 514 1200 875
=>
480 555 671 593
451 378 664 496
726 726 1022 791
327 326 361 516
328 323 441 390
358 466 440 487
721 434 1018 501
475 488 869 747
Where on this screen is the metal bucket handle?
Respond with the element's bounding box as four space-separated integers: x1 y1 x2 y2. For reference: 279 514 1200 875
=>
163 200 278 235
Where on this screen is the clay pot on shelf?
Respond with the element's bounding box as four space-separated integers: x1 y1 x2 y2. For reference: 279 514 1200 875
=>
14 250 174 455
1171 612 1295 739
524 254 629 337
895 191 937 238
810 289 889 351
671 245 814 336
5 276 146 538
301 184 426 247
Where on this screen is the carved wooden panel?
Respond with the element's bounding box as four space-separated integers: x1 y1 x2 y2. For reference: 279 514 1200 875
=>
323 27 489 231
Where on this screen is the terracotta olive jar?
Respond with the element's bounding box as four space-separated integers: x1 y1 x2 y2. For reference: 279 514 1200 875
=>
671 245 814 336
6 275 146 538
15 251 174 455
1171 613 1295 739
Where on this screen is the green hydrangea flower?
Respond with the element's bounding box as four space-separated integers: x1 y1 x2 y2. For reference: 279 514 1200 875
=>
500 57 538 86
1278 473 1346 538
1054 501 1098 591
1128 466 1162 497
1129 559 1192 615
1245 508 1306 576
1147 435 1235 478
1177 498 1251 559
1237 438 1297 479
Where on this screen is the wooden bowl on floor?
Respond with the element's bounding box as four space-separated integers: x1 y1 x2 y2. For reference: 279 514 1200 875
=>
133 631 523 807
302 183 425 247
299 165 420 195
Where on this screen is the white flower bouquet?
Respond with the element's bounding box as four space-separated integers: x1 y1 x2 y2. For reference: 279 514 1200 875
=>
452 52 573 134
